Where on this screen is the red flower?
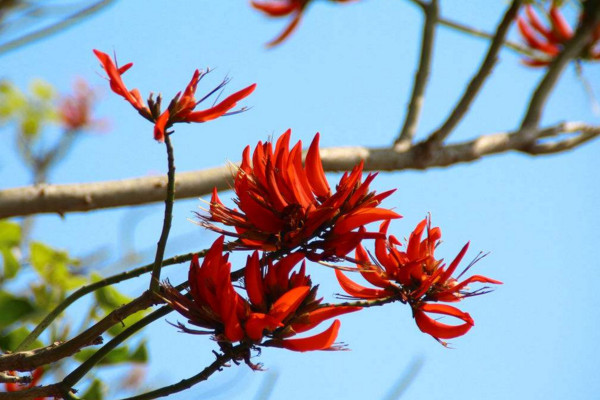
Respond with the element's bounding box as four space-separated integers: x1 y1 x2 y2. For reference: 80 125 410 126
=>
335 218 502 345
4 368 46 399
161 236 361 352
58 79 100 131
201 130 401 260
93 50 256 141
517 4 600 66
251 0 359 47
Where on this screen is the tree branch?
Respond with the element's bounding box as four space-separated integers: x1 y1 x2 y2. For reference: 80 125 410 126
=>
396 0 438 147
0 291 158 372
425 0 522 145
518 1 600 137
15 252 195 352
1 122 598 219
0 0 118 57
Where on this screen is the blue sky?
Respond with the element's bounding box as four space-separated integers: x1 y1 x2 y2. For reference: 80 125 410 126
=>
2 1 600 399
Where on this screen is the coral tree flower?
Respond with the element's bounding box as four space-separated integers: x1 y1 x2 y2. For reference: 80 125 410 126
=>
251 0 359 47
58 79 99 131
201 130 401 260
517 4 600 66
161 236 360 352
335 218 502 345
93 50 256 141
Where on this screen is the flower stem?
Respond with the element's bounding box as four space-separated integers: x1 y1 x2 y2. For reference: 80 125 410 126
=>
116 345 247 400
149 133 176 293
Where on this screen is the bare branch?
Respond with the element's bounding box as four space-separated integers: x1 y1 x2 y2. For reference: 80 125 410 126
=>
1 122 598 219
437 16 533 57
426 0 522 145
0 0 117 57
0 291 157 372
396 0 439 147
525 125 600 154
519 1 600 136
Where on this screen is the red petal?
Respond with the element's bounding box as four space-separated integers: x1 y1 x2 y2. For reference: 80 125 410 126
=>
186 84 256 122
414 303 473 340
244 312 283 341
269 286 311 322
333 208 401 234
549 6 573 41
292 306 362 333
251 1 298 16
438 242 469 285
265 8 303 47
335 269 391 299
279 319 341 352
153 110 169 142
245 252 266 309
305 133 331 198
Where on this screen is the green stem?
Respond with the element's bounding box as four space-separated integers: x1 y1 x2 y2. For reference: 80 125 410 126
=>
333 297 399 308
149 133 176 293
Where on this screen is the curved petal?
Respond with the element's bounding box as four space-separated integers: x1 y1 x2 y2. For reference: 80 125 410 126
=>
291 305 361 333
335 269 391 299
414 303 474 340
305 133 331 198
278 319 341 352
269 286 311 322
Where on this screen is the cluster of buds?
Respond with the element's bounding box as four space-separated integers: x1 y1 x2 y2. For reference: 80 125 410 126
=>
93 50 256 142
159 130 501 358
517 3 600 66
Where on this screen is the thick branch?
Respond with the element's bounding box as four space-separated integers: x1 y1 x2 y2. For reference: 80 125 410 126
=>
396 0 438 146
426 0 522 145
1 123 598 219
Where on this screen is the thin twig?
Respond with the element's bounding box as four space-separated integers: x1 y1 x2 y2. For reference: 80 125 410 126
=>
0 0 117 56
519 1 600 137
15 252 195 352
116 345 248 400
437 16 533 57
396 0 439 147
426 0 522 146
0 291 157 372
61 304 175 392
149 134 176 293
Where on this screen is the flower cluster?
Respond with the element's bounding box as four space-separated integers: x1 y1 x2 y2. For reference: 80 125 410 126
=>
157 130 500 354
335 218 502 345
517 3 600 66
93 50 256 141
251 0 359 47
200 130 401 260
161 236 361 357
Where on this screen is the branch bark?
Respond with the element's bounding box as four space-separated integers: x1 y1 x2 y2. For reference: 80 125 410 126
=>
1 122 597 219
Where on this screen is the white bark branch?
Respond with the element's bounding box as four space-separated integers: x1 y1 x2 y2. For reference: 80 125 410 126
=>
1 122 597 219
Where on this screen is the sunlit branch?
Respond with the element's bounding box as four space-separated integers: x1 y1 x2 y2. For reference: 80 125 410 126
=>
396 0 438 147
1 121 596 219
426 0 522 145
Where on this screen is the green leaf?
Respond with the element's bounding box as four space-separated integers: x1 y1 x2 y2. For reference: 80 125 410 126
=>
0 291 36 329
29 241 85 290
29 79 56 102
0 221 21 246
1 247 20 279
129 341 149 363
0 221 21 280
0 326 43 352
81 379 104 400
92 274 133 312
